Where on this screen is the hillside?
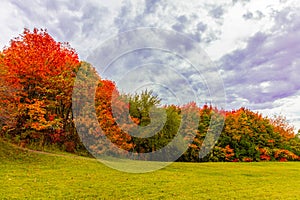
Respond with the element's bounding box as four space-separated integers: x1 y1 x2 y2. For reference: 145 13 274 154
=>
0 139 39 163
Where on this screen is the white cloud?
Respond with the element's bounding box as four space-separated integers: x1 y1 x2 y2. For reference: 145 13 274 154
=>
256 93 300 131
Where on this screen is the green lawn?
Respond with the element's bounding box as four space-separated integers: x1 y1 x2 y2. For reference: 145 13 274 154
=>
1 140 300 199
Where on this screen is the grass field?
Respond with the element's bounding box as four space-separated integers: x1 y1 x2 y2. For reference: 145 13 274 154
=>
1 140 300 199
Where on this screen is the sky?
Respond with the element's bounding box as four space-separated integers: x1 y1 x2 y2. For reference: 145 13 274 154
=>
1 0 300 131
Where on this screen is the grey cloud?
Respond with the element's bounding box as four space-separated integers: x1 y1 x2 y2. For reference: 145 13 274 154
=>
232 0 251 6
172 23 185 32
177 15 188 23
197 22 207 32
44 0 58 10
243 11 253 20
256 11 264 19
209 6 224 19
243 10 265 20
144 0 160 13
115 1 224 44
219 8 300 110
10 0 36 19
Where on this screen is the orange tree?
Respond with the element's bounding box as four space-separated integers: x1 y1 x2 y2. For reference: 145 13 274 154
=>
0 53 20 135
1 28 80 149
210 108 300 162
73 62 135 156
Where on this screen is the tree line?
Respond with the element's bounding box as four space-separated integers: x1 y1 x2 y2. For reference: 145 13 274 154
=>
1 28 300 162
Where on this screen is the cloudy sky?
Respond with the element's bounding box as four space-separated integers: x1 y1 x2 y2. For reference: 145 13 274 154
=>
1 0 300 131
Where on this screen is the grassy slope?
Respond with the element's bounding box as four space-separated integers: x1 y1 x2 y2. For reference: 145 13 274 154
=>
1 139 300 199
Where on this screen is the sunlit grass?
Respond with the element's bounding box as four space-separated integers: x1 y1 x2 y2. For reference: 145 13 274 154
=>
1 139 300 199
